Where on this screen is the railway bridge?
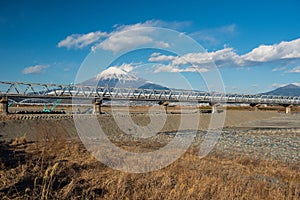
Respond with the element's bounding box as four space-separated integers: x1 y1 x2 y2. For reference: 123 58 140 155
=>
0 81 299 115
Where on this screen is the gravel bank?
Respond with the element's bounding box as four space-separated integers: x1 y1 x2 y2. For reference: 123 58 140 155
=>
0 110 298 164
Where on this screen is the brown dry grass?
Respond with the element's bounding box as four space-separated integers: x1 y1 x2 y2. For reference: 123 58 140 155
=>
0 137 299 200
0 139 300 199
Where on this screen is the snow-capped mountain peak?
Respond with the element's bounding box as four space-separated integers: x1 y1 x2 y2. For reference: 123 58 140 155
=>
96 66 137 81
81 66 169 90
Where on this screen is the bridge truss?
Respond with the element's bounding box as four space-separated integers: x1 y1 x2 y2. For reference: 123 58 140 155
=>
0 81 299 105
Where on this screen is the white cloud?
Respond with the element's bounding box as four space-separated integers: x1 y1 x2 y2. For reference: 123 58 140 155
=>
150 52 161 57
115 20 191 31
149 48 244 73
149 48 244 68
155 41 170 48
22 65 49 74
102 63 141 74
148 38 300 73
271 83 286 88
58 20 183 53
272 66 287 72
116 63 136 72
171 48 243 66
242 38 300 62
286 66 300 73
153 64 179 73
148 54 176 62
271 82 300 88
93 27 154 52
292 82 300 86
92 21 172 53
57 31 107 49
154 64 208 73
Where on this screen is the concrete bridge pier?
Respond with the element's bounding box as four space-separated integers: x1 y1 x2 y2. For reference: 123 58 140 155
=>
0 97 8 115
250 103 260 111
209 102 219 114
283 104 292 114
93 99 103 114
158 101 169 114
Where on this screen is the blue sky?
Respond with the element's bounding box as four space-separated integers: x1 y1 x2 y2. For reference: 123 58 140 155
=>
0 0 300 93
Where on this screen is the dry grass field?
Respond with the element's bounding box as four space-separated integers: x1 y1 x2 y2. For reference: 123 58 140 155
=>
0 136 299 200
0 109 299 199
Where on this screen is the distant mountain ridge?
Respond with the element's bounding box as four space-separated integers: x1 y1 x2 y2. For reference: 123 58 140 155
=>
262 84 300 96
81 67 169 90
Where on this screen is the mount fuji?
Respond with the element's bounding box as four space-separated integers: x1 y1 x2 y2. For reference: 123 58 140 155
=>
81 66 169 90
